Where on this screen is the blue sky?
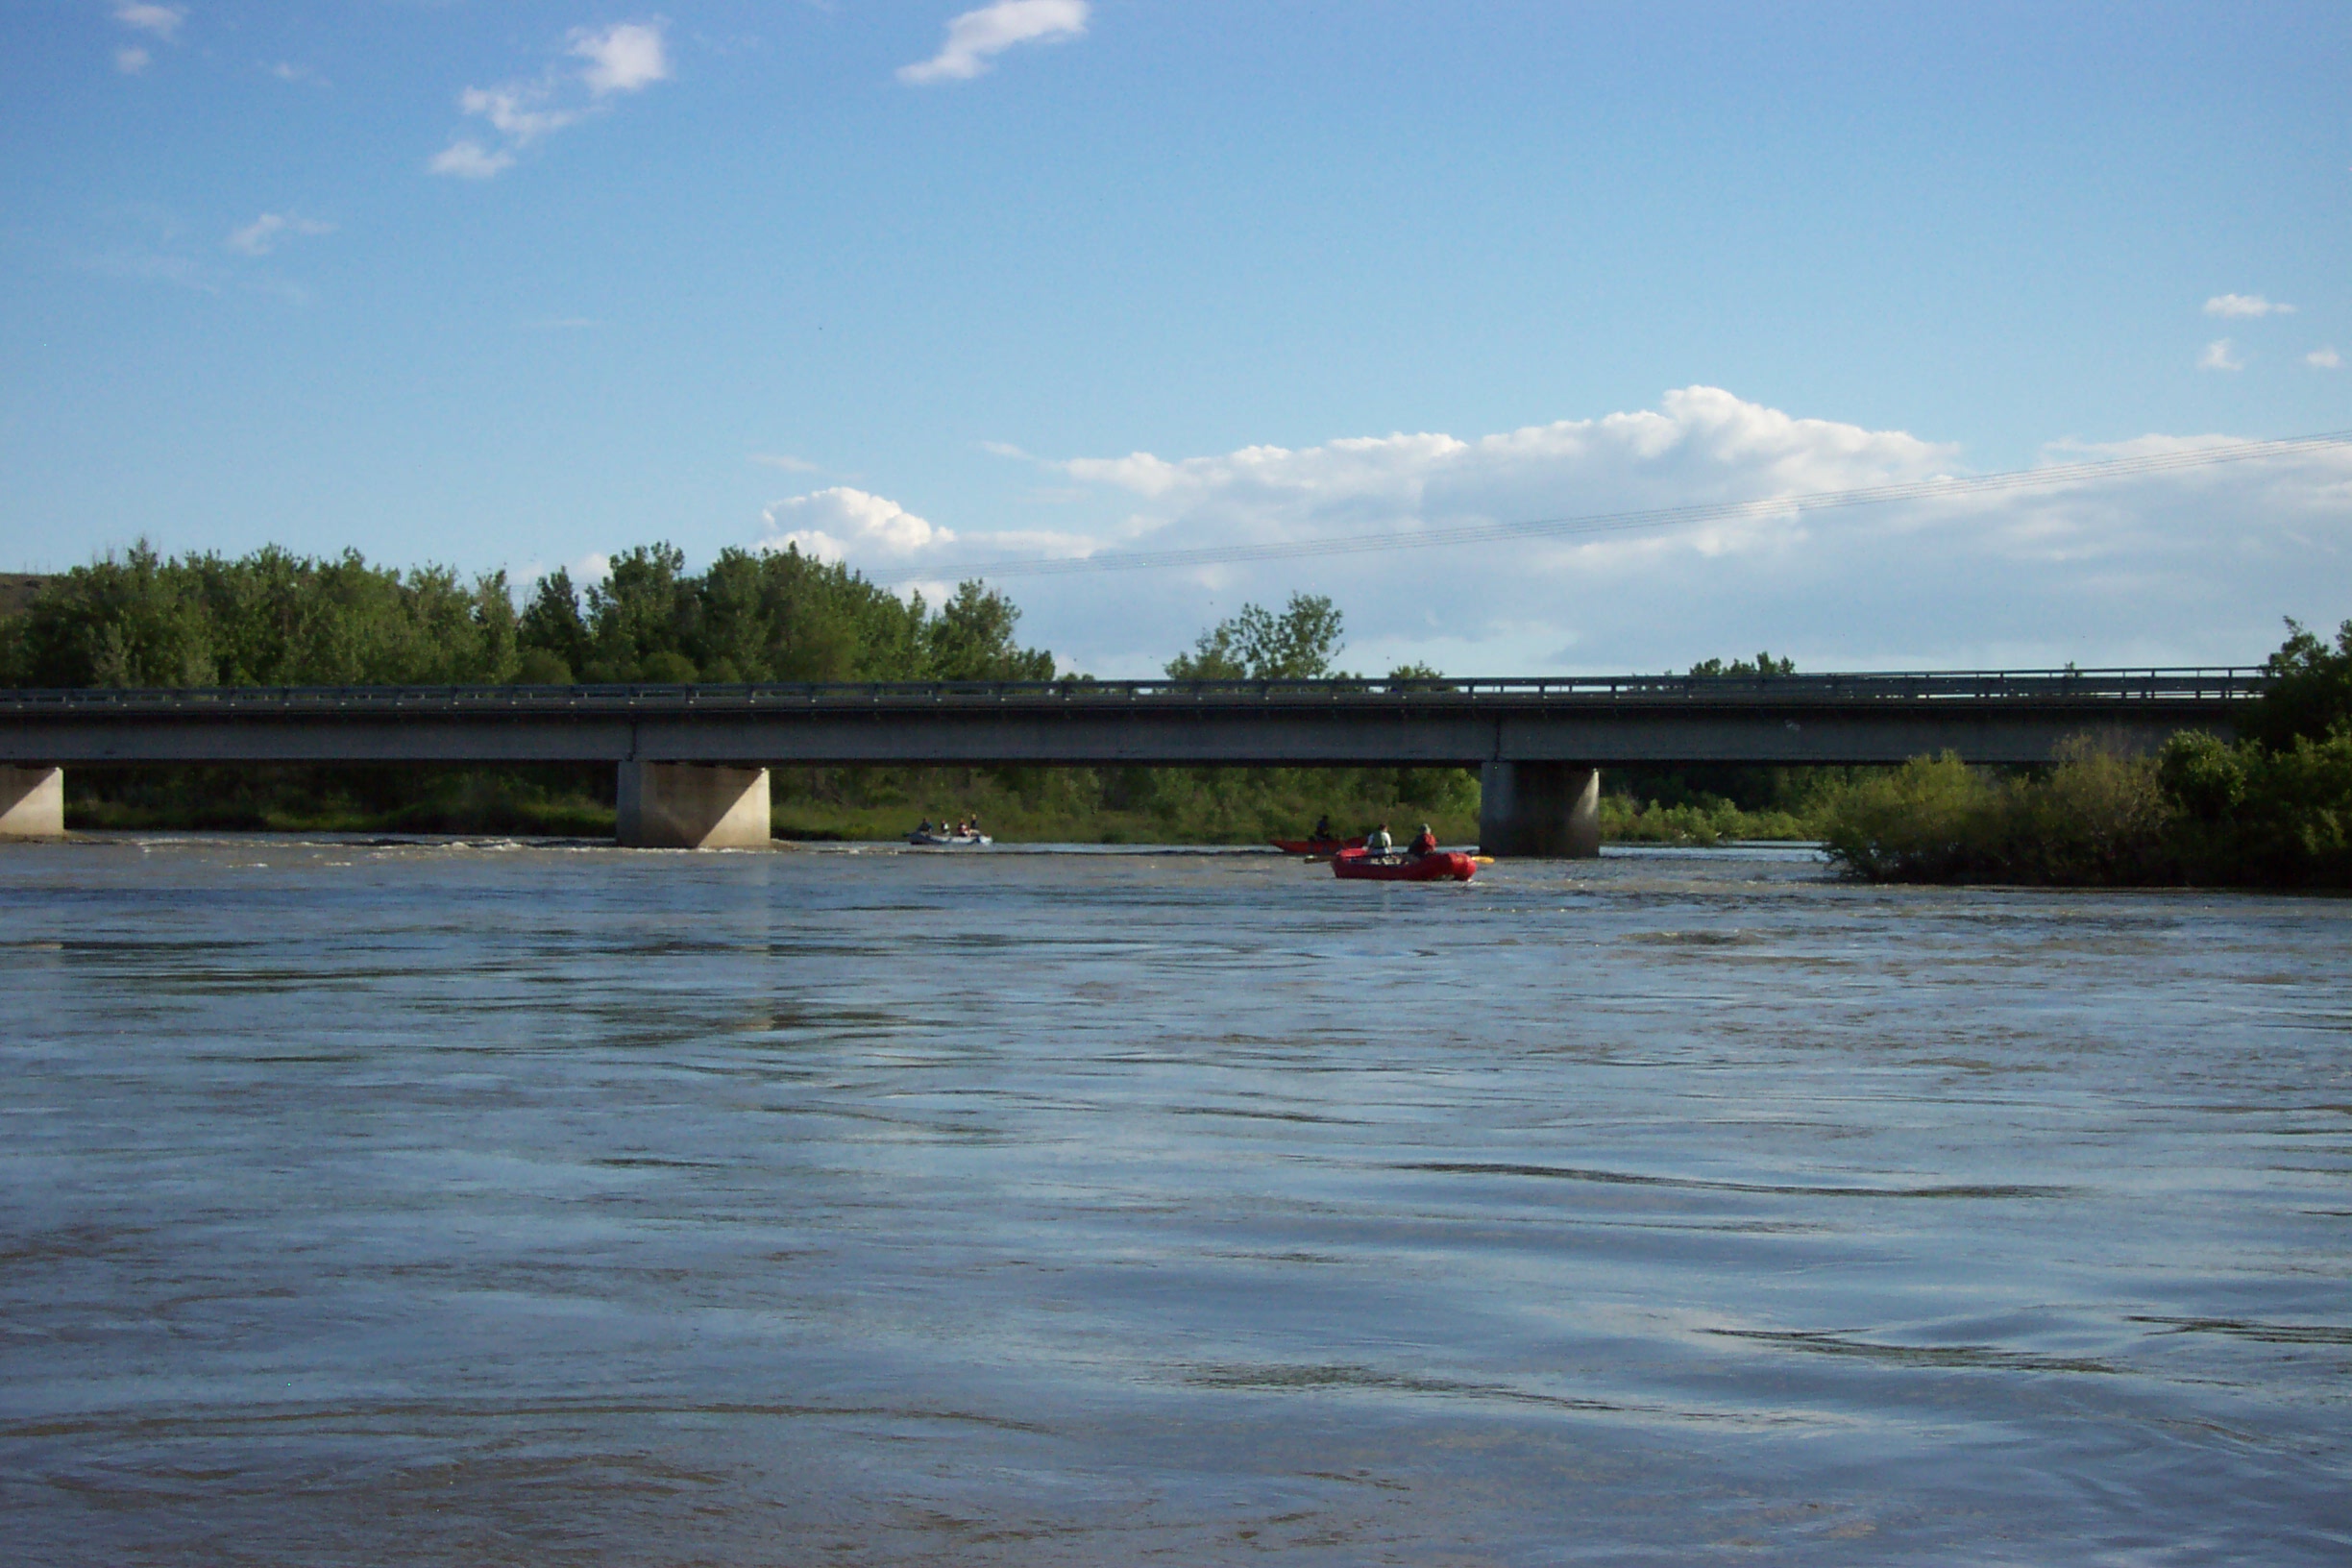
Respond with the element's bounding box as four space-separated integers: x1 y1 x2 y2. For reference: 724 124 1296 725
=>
3 1 2346 673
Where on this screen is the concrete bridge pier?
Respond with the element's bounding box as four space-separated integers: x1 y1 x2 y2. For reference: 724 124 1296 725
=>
617 762 771 849
0 766 64 840
1479 761 1601 859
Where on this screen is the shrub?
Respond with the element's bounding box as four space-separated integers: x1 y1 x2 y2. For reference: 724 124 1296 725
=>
1819 753 2001 880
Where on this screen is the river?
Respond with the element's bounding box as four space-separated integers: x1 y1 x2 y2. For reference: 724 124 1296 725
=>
3 837 2346 1564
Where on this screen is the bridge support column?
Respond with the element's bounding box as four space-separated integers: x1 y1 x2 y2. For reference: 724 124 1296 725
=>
0 766 65 840
1480 762 1601 859
617 762 771 849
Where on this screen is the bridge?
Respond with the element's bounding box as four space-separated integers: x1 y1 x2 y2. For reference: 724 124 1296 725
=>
0 669 2257 854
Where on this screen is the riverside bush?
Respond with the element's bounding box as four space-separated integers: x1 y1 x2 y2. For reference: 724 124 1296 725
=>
1822 620 2352 889
1600 795 1815 846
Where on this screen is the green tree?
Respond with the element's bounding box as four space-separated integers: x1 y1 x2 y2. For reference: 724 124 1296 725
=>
519 569 592 682
924 580 1056 681
6 543 519 689
1166 593 1345 680
584 545 692 682
1688 651 1796 677
2242 617 2352 749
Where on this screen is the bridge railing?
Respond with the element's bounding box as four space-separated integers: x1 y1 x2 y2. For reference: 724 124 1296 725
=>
0 668 2269 713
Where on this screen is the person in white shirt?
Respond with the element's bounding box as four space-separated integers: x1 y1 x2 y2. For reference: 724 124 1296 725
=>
1365 821 1393 858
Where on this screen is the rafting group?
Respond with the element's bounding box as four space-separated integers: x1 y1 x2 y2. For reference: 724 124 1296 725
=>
1271 815 1479 882
908 815 992 846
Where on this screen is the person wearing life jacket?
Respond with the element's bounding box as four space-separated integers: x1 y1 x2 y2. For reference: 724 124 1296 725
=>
1407 822 1438 857
1364 821 1394 859
1311 813 1335 843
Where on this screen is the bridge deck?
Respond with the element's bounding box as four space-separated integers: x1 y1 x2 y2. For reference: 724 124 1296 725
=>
0 670 2259 768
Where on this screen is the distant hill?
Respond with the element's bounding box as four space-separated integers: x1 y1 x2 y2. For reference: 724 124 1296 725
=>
0 574 49 616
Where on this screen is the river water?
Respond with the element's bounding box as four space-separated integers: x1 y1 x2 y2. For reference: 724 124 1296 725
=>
3 836 2346 1564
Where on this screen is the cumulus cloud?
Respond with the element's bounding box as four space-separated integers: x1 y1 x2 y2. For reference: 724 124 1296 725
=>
428 140 515 180
762 487 955 562
224 211 333 257
457 85 581 145
2309 347 2343 370
893 388 2352 676
899 0 1089 84
430 19 669 179
112 2 183 39
106 2 180 74
2204 293 2295 318
1062 387 1954 544
2198 339 2244 372
573 22 670 95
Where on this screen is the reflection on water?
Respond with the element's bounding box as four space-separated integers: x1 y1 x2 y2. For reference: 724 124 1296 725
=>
3 836 2347 1564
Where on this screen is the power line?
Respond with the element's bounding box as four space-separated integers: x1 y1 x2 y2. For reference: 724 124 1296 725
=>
887 428 2352 583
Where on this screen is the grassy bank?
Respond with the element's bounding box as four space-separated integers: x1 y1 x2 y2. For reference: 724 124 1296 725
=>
64 766 618 837
59 763 1491 845
59 762 1833 845
1601 794 1822 845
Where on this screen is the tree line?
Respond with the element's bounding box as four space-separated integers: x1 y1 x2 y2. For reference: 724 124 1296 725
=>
0 542 1052 690
0 546 1475 841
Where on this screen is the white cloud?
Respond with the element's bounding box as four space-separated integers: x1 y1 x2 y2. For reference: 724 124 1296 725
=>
224 211 333 257
903 388 2352 676
2198 339 2244 372
431 19 669 179
899 0 1089 85
112 2 183 39
1062 387 1953 531
267 61 325 86
429 139 516 180
750 453 822 473
762 487 954 561
457 85 581 146
2308 347 2343 370
572 22 670 96
2204 293 2296 319
114 45 150 74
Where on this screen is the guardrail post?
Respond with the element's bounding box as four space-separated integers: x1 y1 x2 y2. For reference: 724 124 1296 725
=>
0 766 65 840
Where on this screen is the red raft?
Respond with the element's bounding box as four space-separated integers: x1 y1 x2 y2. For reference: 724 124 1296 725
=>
1270 835 1365 855
1331 847 1477 882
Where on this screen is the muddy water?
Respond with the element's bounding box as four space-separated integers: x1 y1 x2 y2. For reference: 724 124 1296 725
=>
2 837 2346 1564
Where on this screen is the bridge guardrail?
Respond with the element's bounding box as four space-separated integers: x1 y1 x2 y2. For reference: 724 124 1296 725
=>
0 669 2269 715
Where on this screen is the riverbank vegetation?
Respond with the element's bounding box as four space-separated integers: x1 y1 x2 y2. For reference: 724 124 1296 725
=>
9 545 2341 881
0 548 1483 841
1820 621 2352 888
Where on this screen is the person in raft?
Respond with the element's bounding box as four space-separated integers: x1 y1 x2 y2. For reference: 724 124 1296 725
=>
1365 821 1394 858
1311 813 1335 842
1407 822 1438 856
